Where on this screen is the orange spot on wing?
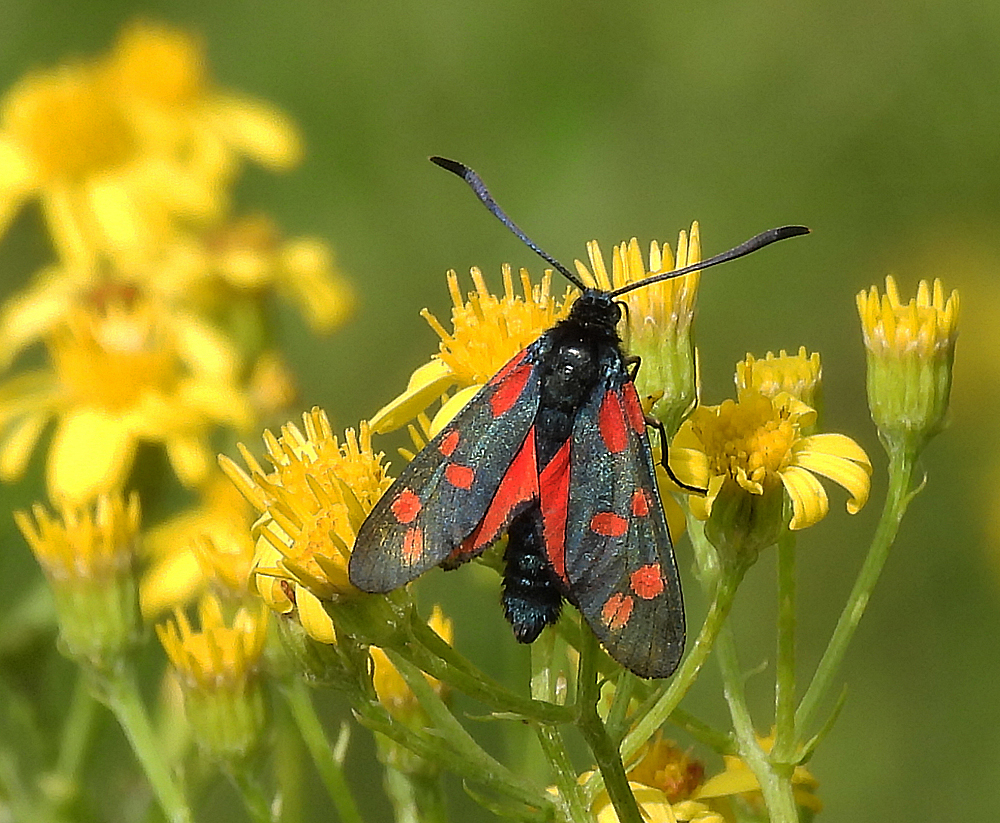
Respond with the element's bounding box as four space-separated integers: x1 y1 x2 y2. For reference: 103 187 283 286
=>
489 362 532 417
540 439 571 582
590 511 628 537
599 391 628 453
439 429 460 457
464 432 540 553
601 592 634 631
445 464 475 490
402 527 424 565
630 564 664 599
631 488 650 517
391 488 422 524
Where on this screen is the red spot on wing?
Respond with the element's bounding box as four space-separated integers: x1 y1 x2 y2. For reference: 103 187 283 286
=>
489 361 533 418
402 527 424 564
391 489 422 524
631 488 650 517
439 429 460 457
622 383 647 434
630 564 665 599
539 439 572 583
445 464 475 490
599 390 629 453
463 432 540 553
590 511 628 537
601 592 634 631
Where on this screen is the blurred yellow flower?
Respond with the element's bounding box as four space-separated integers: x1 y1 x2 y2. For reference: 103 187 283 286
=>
221 409 392 644
0 278 252 504
371 266 575 434
736 347 822 413
140 471 256 617
672 390 871 532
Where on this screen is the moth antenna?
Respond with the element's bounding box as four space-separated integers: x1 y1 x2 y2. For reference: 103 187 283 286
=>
430 156 586 289
610 225 810 298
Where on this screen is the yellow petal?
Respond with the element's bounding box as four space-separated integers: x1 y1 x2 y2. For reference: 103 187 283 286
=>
429 384 482 437
165 433 211 487
792 447 871 514
207 94 303 170
140 547 204 617
664 446 710 489
0 410 49 480
174 314 241 379
797 432 871 467
296 585 337 644
47 408 135 505
370 358 456 434
780 465 829 530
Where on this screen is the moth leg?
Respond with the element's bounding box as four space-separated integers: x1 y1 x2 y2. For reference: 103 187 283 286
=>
645 414 707 495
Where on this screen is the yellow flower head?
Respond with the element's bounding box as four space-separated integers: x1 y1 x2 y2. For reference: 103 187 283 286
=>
221 409 393 644
14 492 141 666
371 605 453 718
0 278 251 504
371 266 576 434
156 594 268 762
673 390 871 536
857 276 958 454
157 595 268 692
696 734 821 817
194 215 354 333
576 226 701 433
736 347 822 413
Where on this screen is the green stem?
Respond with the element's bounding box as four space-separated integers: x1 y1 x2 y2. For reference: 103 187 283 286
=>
55 674 99 789
283 678 364 823
534 724 590 822
228 767 275 823
795 449 916 735
383 765 420 823
772 528 797 762
100 665 192 823
716 622 798 823
576 631 641 823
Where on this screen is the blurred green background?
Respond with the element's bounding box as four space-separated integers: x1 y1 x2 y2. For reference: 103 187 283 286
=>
0 1 995 821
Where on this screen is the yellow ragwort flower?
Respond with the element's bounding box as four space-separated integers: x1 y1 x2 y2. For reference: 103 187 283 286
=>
736 347 822 413
157 594 268 761
576 226 701 433
0 278 251 504
672 390 871 533
220 409 393 644
15 492 141 666
370 265 576 434
106 20 302 179
695 734 822 817
857 276 958 453
140 471 256 617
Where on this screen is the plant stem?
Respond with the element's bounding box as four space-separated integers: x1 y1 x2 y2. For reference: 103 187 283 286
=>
534 724 590 822
772 528 797 762
795 449 916 735
283 678 364 823
100 665 192 823
228 766 275 823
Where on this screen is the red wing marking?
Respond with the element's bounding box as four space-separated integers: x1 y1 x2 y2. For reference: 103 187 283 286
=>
621 383 647 434
539 439 572 582
402 527 424 565
590 511 628 537
630 564 665 599
462 431 540 554
598 390 628 453
630 488 650 517
391 489 422 524
444 464 475 490
601 592 634 631
489 362 533 418
439 429 460 457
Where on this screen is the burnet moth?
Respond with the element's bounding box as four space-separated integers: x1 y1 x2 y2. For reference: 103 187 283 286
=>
349 157 808 678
